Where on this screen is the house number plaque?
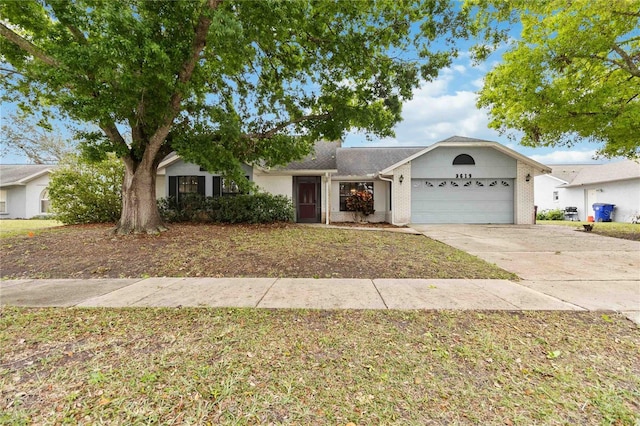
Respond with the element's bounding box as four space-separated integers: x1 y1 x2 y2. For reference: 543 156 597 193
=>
455 173 472 179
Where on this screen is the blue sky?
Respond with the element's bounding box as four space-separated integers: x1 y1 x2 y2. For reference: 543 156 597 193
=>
343 49 607 165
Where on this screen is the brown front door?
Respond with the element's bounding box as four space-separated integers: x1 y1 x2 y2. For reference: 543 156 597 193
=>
298 182 317 222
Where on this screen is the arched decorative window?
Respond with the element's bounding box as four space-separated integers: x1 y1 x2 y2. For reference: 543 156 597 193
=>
453 154 475 165
40 189 50 214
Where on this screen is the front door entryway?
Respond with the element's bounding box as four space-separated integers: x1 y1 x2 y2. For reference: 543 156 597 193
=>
294 176 321 223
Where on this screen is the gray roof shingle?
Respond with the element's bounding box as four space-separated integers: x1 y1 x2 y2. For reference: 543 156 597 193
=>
336 147 423 176
546 164 599 183
0 164 54 186
563 159 640 186
278 140 340 171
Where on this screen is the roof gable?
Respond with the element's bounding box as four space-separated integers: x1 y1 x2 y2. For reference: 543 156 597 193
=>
379 136 551 175
0 164 55 187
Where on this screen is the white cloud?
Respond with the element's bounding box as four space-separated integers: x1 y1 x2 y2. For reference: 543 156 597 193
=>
529 150 600 164
344 68 503 147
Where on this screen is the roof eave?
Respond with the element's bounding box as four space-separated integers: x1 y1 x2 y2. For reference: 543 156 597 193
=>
563 175 640 188
17 168 54 184
379 141 552 175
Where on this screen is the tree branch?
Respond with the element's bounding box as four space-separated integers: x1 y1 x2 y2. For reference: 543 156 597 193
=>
0 66 27 78
245 112 332 140
100 122 128 151
146 0 222 163
0 22 61 67
48 2 88 44
610 43 640 78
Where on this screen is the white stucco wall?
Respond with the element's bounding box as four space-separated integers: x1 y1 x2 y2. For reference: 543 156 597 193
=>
411 147 517 179
253 173 293 198
3 186 26 219
565 179 640 222
155 175 166 200
534 175 566 212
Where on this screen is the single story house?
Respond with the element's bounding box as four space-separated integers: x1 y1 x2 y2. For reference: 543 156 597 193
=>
534 160 640 222
0 164 55 219
157 136 551 225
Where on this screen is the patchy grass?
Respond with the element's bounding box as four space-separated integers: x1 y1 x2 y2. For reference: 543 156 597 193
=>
0 219 64 239
0 308 638 425
0 223 517 280
538 220 640 241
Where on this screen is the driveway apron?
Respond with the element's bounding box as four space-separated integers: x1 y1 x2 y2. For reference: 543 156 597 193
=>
413 224 640 313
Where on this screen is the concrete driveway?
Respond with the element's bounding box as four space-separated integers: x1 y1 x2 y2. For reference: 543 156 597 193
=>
413 224 640 315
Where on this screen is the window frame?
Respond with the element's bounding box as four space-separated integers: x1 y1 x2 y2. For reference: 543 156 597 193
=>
452 154 475 165
0 189 6 214
339 181 374 211
169 175 205 201
40 189 50 214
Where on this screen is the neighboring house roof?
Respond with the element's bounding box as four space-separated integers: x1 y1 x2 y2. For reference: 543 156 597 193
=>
545 164 599 184
562 159 640 187
379 135 552 176
0 164 55 187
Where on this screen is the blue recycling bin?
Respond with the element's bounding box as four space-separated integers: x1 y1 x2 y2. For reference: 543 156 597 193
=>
592 203 615 222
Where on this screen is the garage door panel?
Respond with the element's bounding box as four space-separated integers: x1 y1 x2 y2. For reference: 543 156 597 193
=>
411 179 513 224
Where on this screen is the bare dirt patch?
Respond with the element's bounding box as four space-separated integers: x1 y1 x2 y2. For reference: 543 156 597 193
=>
0 223 517 280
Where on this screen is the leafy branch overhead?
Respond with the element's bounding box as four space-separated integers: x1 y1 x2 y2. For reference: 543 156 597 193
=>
0 0 473 233
470 0 640 159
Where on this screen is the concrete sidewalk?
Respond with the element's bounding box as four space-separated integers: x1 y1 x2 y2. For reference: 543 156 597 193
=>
2 277 638 322
0 277 580 310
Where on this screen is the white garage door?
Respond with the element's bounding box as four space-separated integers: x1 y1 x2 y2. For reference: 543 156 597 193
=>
411 178 514 224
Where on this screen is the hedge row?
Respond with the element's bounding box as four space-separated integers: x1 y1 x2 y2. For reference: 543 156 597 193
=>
536 208 565 221
158 193 294 224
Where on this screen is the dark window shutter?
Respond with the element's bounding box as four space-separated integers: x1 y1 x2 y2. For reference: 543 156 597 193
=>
197 176 206 196
213 176 221 197
169 176 177 198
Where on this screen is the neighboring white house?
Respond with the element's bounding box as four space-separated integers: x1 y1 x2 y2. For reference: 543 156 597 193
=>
0 164 55 219
157 136 551 225
534 160 640 222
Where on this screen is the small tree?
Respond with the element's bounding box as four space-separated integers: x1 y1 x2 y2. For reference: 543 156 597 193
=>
345 190 375 222
48 155 124 224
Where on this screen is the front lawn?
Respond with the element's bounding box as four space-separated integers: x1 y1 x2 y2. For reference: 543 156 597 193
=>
0 223 517 280
1 308 637 425
537 220 640 241
0 219 63 238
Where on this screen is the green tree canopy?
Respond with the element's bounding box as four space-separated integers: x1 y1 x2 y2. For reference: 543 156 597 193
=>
0 0 473 233
470 0 640 158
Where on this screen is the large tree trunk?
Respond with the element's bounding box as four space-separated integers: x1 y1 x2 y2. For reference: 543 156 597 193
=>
115 156 167 234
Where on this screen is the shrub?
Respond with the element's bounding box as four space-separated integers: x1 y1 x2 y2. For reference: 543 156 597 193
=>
158 193 294 224
536 208 565 221
48 155 123 224
345 189 375 222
